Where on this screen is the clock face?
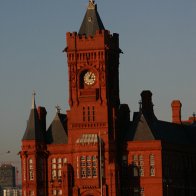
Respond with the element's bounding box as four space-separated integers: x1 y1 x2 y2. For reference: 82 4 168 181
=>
84 71 96 85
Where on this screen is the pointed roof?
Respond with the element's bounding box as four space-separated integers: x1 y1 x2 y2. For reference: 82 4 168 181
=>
46 111 68 144
78 0 105 37
22 92 44 141
132 113 155 141
127 111 192 145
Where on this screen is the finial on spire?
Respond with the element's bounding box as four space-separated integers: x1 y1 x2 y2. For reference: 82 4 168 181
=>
32 90 36 109
88 0 95 9
55 105 61 113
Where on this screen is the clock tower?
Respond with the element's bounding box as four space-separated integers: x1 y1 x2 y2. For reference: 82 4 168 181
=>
64 0 121 194
65 0 121 143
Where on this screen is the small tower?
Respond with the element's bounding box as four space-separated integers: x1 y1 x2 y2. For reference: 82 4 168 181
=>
20 92 47 196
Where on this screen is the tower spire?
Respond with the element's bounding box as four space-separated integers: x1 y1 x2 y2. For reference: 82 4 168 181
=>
79 0 105 37
32 90 36 109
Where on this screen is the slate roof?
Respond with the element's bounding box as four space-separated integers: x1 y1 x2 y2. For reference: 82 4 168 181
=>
132 113 155 141
22 94 44 141
46 112 68 144
78 0 105 37
128 112 195 145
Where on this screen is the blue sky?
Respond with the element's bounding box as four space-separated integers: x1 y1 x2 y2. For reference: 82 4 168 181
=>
0 0 196 180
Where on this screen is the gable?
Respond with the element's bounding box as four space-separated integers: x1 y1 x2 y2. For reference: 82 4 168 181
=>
133 114 155 141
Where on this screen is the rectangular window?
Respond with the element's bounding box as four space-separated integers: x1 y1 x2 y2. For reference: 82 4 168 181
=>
133 187 140 196
80 156 86 178
81 168 86 178
29 158 34 181
51 157 65 179
83 107 85 122
92 156 97 177
80 155 97 178
23 159 26 181
92 106 95 121
29 191 34 196
133 155 138 165
92 167 97 177
52 158 56 179
53 190 57 195
52 170 57 179
139 155 144 176
150 154 155 176
88 106 90 121
140 188 145 196
86 167 91 178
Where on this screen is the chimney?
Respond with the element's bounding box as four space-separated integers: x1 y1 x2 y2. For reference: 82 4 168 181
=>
141 90 154 116
171 100 181 124
37 106 47 132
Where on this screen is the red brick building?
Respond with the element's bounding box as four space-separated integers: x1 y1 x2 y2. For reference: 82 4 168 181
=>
20 1 196 196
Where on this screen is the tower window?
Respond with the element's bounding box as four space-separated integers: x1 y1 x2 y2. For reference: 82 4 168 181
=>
92 106 95 121
88 106 90 121
83 107 85 122
83 106 95 122
29 158 34 181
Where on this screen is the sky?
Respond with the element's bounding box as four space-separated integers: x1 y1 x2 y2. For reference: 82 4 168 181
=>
0 0 196 182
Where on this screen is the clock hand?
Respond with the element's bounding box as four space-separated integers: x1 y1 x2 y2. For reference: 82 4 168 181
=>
89 73 92 79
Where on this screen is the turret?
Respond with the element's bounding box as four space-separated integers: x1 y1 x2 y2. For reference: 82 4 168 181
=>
21 92 47 196
22 92 44 142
